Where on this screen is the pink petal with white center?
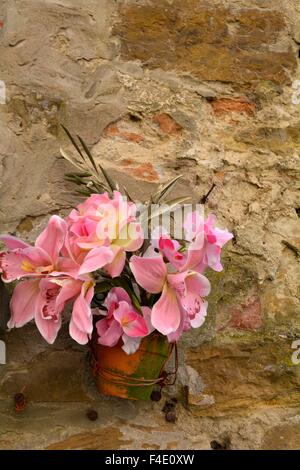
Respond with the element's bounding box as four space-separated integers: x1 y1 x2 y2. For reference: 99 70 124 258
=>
9 279 40 328
35 215 67 262
151 283 181 335
78 246 114 275
130 253 167 293
0 234 30 250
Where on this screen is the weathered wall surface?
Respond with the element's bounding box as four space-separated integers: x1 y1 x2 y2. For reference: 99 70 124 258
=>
0 0 300 449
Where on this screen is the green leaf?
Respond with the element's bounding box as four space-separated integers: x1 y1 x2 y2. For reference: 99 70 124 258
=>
122 185 134 202
61 124 84 159
77 134 100 176
65 171 92 178
140 196 191 223
152 174 182 203
74 188 93 196
94 281 112 294
98 163 117 193
60 148 84 172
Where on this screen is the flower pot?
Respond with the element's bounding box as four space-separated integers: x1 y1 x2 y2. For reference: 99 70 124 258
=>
90 332 173 400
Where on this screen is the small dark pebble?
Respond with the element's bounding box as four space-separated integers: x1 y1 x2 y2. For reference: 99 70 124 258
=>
151 390 162 402
14 392 26 412
210 440 229 450
162 399 177 413
14 393 25 404
165 411 177 423
86 409 98 421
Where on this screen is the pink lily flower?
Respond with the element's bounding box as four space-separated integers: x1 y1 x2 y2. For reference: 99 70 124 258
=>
95 287 152 354
66 191 144 277
130 248 210 337
0 215 78 281
184 212 233 272
7 275 94 344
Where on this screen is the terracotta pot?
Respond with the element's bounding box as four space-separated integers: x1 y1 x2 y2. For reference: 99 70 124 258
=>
90 332 173 400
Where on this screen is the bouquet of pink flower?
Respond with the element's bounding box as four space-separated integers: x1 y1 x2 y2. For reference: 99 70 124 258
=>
0 130 232 357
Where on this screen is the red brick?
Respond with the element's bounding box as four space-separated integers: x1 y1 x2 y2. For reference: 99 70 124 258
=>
127 163 159 182
105 124 144 143
120 158 134 166
228 297 262 330
153 113 182 135
211 98 256 116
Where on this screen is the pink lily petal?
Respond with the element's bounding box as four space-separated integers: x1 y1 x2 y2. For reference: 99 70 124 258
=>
114 301 148 337
180 232 205 272
78 246 114 275
158 236 185 270
71 283 94 335
0 246 51 282
9 279 39 328
105 287 131 307
130 253 167 293
184 212 204 242
141 306 154 334
114 223 144 252
34 279 64 343
190 300 208 328
35 307 62 344
69 318 89 345
96 317 110 336
35 215 67 263
54 257 81 278
206 244 222 271
151 283 181 335
214 227 233 246
97 319 122 347
205 213 217 228
184 272 211 297
151 226 169 248
54 279 82 312
0 234 30 250
121 334 141 355
104 246 126 278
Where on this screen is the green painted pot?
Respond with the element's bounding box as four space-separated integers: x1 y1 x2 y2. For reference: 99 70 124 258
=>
90 332 173 400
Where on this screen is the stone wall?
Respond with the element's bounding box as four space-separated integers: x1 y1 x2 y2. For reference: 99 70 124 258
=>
0 0 300 449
